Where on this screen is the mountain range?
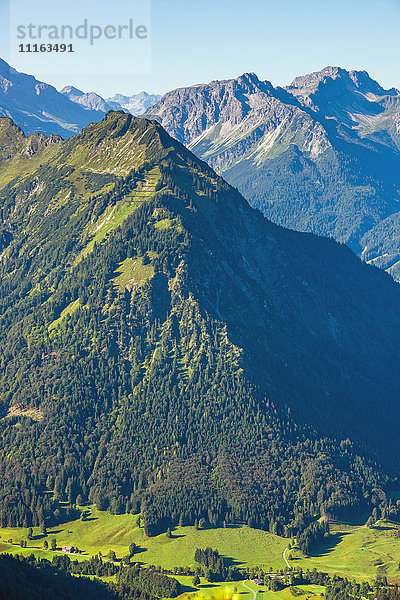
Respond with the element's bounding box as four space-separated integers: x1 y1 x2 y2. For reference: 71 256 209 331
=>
0 59 105 138
61 86 161 116
3 59 400 282
1 111 400 536
0 58 160 138
145 67 400 279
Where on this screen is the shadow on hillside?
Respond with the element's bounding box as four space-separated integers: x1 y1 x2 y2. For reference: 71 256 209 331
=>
333 511 370 527
309 531 352 557
220 554 242 567
47 529 64 535
372 524 393 532
83 517 98 522
130 548 148 564
180 584 199 594
169 531 185 539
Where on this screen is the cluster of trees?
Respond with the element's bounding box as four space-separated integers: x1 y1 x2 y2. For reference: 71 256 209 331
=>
51 554 118 577
4 550 400 600
326 577 400 600
117 564 181 598
297 521 330 556
0 553 181 600
0 553 121 600
194 547 230 581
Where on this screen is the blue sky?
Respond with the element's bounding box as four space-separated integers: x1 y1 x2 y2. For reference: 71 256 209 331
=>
1 0 400 96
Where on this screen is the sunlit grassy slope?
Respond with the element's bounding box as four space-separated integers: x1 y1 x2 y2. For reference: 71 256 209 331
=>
293 520 400 582
0 505 286 568
2 511 400 584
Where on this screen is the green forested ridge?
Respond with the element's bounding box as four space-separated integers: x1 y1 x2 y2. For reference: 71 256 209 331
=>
0 111 400 539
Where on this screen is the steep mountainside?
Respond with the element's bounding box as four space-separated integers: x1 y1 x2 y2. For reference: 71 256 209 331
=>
145 69 400 280
0 59 106 137
1 112 400 537
145 72 330 166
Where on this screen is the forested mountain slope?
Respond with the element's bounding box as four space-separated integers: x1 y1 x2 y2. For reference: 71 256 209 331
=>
145 68 400 280
0 112 400 536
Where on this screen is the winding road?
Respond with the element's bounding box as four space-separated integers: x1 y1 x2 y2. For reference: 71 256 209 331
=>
242 580 258 600
242 548 291 599
283 546 291 569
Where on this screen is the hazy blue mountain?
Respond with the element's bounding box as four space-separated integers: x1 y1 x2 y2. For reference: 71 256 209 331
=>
145 68 400 280
0 59 106 138
60 85 120 112
107 91 162 115
61 87 160 116
0 57 161 139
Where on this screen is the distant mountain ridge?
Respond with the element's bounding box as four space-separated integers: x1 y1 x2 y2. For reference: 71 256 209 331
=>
145 67 400 279
286 66 400 152
107 91 162 115
0 59 106 138
0 58 161 138
60 86 121 113
61 86 161 116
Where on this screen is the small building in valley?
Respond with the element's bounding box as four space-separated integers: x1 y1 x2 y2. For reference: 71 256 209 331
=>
62 545 75 554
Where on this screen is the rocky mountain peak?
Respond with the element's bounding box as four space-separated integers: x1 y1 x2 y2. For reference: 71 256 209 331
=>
287 65 398 101
60 85 84 97
235 71 261 86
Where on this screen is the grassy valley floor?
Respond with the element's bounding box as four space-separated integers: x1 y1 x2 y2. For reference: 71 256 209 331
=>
0 505 287 569
1 507 400 597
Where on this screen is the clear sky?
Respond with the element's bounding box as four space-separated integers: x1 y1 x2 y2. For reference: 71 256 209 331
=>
1 0 400 97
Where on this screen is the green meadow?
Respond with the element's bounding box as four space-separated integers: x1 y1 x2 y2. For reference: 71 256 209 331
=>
293 520 400 582
175 579 324 600
0 505 286 569
2 506 400 594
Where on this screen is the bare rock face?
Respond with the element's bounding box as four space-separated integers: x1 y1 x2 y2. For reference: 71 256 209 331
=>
145 71 331 173
61 86 119 113
286 66 400 150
